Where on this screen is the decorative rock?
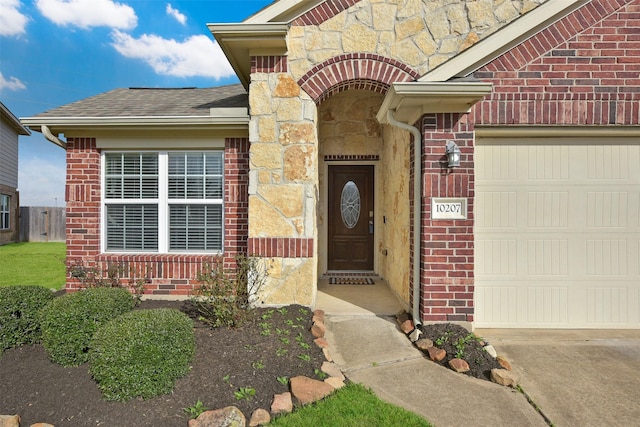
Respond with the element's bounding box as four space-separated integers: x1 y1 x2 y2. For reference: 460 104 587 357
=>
249 408 271 426
188 406 245 427
314 337 329 348
415 338 434 351
312 309 325 320
396 311 410 325
271 392 293 415
312 312 324 324
491 368 520 387
449 358 470 373
484 344 498 358
324 377 345 390
497 355 512 371
0 415 20 427
400 319 414 334
427 346 447 362
31 424 55 427
290 375 334 405
310 322 325 338
321 361 344 380
322 348 333 362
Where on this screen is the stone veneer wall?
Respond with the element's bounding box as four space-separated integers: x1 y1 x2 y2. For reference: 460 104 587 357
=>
246 0 547 307
379 124 411 303
64 137 249 295
248 64 319 305
288 0 547 83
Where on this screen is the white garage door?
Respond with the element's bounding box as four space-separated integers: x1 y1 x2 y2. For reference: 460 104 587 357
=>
475 136 640 328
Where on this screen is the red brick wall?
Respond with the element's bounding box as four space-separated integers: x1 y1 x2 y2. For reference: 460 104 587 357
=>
292 0 360 26
64 137 249 295
298 53 420 103
418 114 475 323
473 0 640 126
417 0 639 323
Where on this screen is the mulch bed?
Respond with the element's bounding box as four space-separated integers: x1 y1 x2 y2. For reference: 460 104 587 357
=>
419 323 502 380
0 300 325 426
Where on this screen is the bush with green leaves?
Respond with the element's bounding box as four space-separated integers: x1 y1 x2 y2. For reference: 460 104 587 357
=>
89 308 195 402
191 254 267 328
39 287 136 366
0 285 55 353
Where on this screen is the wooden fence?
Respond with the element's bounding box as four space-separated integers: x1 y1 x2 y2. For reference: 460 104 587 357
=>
20 206 65 242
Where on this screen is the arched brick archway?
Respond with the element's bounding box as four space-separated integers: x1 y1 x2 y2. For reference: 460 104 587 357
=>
298 53 420 104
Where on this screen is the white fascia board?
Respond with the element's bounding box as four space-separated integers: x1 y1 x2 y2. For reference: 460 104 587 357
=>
476 126 640 139
208 23 288 88
243 0 324 24
377 81 493 125
2 103 31 135
421 0 589 82
21 114 249 135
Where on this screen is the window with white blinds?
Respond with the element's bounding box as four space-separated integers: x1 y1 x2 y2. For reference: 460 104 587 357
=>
103 151 223 253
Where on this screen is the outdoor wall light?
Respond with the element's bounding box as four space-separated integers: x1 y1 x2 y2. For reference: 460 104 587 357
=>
446 140 461 168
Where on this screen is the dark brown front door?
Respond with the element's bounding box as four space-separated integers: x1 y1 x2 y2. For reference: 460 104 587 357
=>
328 165 374 270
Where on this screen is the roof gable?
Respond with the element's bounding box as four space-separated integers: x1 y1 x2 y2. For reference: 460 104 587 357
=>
421 0 590 81
244 0 347 24
1 102 30 135
478 0 632 75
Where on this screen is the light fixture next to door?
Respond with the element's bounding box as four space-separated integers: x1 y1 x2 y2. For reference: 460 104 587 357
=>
446 140 461 168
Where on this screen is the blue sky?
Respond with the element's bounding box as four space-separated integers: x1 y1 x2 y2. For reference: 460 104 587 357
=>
0 0 272 206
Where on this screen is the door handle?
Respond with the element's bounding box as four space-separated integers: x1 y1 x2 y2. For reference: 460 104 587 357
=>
369 220 374 234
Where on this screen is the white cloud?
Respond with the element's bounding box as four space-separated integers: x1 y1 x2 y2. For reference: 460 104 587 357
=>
0 72 27 92
19 157 66 207
0 0 29 36
110 30 235 79
35 0 137 30
166 3 186 25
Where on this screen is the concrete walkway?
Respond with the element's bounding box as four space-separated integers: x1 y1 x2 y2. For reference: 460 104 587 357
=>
316 280 546 426
316 279 640 426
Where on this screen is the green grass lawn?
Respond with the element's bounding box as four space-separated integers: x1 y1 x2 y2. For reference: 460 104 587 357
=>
271 383 433 427
0 242 66 290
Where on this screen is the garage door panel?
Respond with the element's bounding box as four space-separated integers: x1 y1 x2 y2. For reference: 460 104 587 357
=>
476 137 640 328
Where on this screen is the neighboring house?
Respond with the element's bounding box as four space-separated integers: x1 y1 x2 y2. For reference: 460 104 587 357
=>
0 102 30 245
22 0 639 329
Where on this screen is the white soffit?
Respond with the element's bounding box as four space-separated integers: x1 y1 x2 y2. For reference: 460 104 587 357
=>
207 23 288 88
421 0 590 82
377 81 493 125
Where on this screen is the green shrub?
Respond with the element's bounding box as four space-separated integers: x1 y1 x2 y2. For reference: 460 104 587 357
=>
0 285 55 353
89 308 195 401
192 254 267 328
39 287 136 366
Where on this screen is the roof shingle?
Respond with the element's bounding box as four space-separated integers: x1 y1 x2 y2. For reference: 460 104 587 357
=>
33 84 247 118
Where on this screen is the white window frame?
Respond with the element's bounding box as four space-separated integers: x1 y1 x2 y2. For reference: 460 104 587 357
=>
0 194 10 230
101 150 224 254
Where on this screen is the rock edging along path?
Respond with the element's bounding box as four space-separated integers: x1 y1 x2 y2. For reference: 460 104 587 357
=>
188 309 346 427
395 312 519 388
1 309 347 427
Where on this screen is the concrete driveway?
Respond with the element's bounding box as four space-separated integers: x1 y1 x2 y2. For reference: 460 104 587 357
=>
476 329 640 427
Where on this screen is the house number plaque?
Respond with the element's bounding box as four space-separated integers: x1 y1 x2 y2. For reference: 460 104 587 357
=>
432 198 467 220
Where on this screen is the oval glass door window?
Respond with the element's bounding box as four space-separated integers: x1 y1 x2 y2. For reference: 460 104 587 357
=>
340 181 360 229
